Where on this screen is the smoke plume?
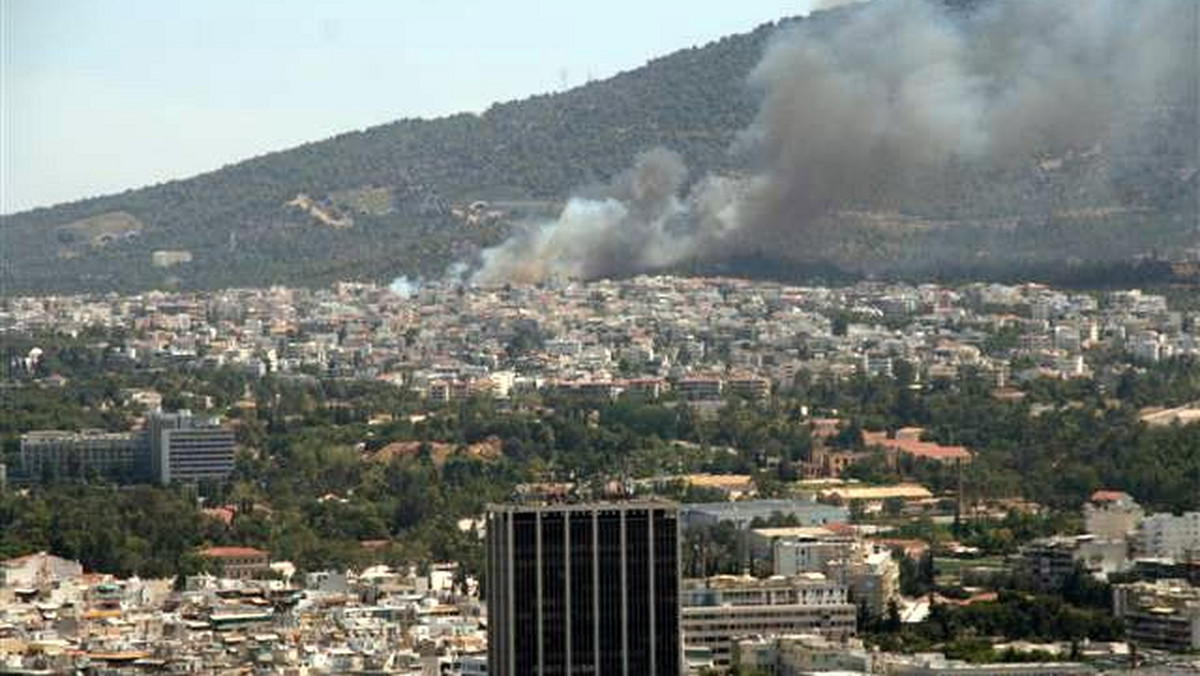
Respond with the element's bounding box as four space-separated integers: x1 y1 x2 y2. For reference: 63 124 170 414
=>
808 0 865 12
389 275 421 298
471 148 743 284
469 0 1195 284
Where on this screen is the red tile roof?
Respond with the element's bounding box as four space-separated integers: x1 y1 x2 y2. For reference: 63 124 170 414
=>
863 431 972 461
200 546 267 559
810 418 842 439
201 506 236 526
825 522 858 536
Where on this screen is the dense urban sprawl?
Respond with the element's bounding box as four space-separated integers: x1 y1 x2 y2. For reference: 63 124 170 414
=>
2 276 1198 674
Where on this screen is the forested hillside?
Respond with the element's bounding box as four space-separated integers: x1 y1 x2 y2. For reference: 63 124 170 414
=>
2 0 1195 293
2 15 781 293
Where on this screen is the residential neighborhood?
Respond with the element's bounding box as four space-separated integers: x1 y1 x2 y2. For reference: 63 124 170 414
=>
2 276 1199 673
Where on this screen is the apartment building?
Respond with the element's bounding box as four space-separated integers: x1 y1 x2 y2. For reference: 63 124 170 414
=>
681 573 856 671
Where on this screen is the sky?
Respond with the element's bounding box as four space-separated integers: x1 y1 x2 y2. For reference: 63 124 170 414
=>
1 0 818 214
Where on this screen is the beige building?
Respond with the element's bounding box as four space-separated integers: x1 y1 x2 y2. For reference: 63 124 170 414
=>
818 483 934 507
725 374 771 401
683 473 757 500
199 546 270 580
769 531 900 620
1 552 84 589
736 633 870 674
737 634 1091 676
1113 579 1200 652
773 533 855 576
839 545 901 620
884 655 1092 676
750 526 839 561
681 573 856 671
1083 490 1143 540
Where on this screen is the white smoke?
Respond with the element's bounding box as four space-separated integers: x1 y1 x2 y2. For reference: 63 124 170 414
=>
468 0 1195 284
808 0 866 13
471 148 743 284
388 275 421 298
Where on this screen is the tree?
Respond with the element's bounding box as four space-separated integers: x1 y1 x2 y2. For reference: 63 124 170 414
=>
832 314 850 337
883 497 905 517
884 600 902 632
849 499 867 523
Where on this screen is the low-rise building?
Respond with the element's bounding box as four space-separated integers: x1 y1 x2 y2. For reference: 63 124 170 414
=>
1015 537 1080 591
884 654 1093 676
862 430 972 467
1112 579 1200 652
839 544 901 621
682 573 856 671
750 526 840 562
736 633 871 675
18 411 236 486
19 430 148 481
761 530 900 621
774 533 856 577
199 546 270 580
736 636 1092 676
725 374 771 401
682 499 847 531
675 376 723 401
817 484 934 507
0 552 84 589
1132 557 1200 585
1015 535 1130 588
1138 512 1200 563
682 473 757 500
1083 490 1144 540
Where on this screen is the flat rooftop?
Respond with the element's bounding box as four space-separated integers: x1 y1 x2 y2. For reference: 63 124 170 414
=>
487 500 678 514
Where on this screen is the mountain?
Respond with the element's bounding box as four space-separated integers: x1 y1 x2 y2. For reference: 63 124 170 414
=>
2 14 784 294
2 0 1196 294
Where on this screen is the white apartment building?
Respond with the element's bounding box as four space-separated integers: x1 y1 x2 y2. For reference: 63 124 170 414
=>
1138 512 1200 562
681 573 856 671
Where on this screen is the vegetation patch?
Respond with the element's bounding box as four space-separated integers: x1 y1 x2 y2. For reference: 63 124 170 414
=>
285 194 354 229
55 211 143 251
328 186 395 216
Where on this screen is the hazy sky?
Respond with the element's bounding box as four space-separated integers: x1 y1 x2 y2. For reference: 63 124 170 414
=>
2 1 817 214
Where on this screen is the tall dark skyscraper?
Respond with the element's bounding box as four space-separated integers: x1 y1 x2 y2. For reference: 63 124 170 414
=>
486 501 681 675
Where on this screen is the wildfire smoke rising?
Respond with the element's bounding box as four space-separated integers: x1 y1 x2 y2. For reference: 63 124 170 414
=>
470 148 746 284
467 0 1194 285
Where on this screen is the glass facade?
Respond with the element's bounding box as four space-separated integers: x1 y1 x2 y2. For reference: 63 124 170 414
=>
569 514 596 674
653 508 681 676
512 512 539 675
540 511 567 674
624 509 651 674
486 502 680 676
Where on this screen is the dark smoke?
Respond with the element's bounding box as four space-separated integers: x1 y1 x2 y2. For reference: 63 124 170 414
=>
471 0 1196 284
